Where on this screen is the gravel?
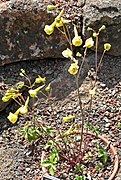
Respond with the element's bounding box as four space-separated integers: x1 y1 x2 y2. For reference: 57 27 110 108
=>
0 52 121 179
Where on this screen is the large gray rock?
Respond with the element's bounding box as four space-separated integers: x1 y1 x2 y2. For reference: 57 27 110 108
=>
83 0 121 56
0 0 73 66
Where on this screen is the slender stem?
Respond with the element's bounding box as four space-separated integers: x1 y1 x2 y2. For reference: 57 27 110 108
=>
75 76 85 154
63 24 73 52
93 50 106 88
95 36 98 71
77 48 87 80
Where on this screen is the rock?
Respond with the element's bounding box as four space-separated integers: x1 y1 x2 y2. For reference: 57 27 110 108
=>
83 0 121 56
0 0 77 66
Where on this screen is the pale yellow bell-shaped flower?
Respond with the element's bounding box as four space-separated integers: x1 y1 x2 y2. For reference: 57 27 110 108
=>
62 48 73 58
45 83 51 92
44 21 56 35
68 62 79 75
83 37 94 48
29 85 45 97
72 25 83 47
20 97 29 114
104 43 111 51
7 108 21 124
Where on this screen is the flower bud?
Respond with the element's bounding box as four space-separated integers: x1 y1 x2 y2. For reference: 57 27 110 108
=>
76 52 82 57
93 32 99 38
45 83 51 92
104 43 111 51
99 25 106 32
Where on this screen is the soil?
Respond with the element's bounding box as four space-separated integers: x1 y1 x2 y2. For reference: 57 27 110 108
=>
0 52 121 180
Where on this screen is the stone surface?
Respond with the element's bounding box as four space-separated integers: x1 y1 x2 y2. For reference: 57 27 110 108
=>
83 0 121 56
0 0 121 66
0 0 76 66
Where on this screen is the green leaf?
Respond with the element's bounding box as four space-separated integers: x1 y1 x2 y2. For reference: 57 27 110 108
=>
103 152 108 163
49 166 55 176
41 160 52 167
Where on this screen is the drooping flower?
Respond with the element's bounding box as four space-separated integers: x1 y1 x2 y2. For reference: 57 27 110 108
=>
72 36 83 47
29 85 45 97
44 24 55 35
7 108 21 124
20 97 29 114
45 83 51 92
55 18 71 27
7 112 18 124
35 76 46 84
83 37 94 48
62 48 73 58
104 43 111 51
72 25 83 47
68 62 79 75
2 95 12 102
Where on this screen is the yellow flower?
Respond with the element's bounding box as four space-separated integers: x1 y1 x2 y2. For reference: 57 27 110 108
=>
83 37 94 48
2 95 11 102
44 25 54 35
56 18 71 27
104 43 111 51
72 25 83 47
63 115 75 123
20 97 29 114
29 89 37 97
7 108 20 124
7 113 18 124
29 85 45 97
76 52 82 57
35 76 46 83
45 83 51 92
72 36 83 46
62 48 73 58
55 8 64 23
68 63 79 75
65 124 73 136
89 88 96 98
